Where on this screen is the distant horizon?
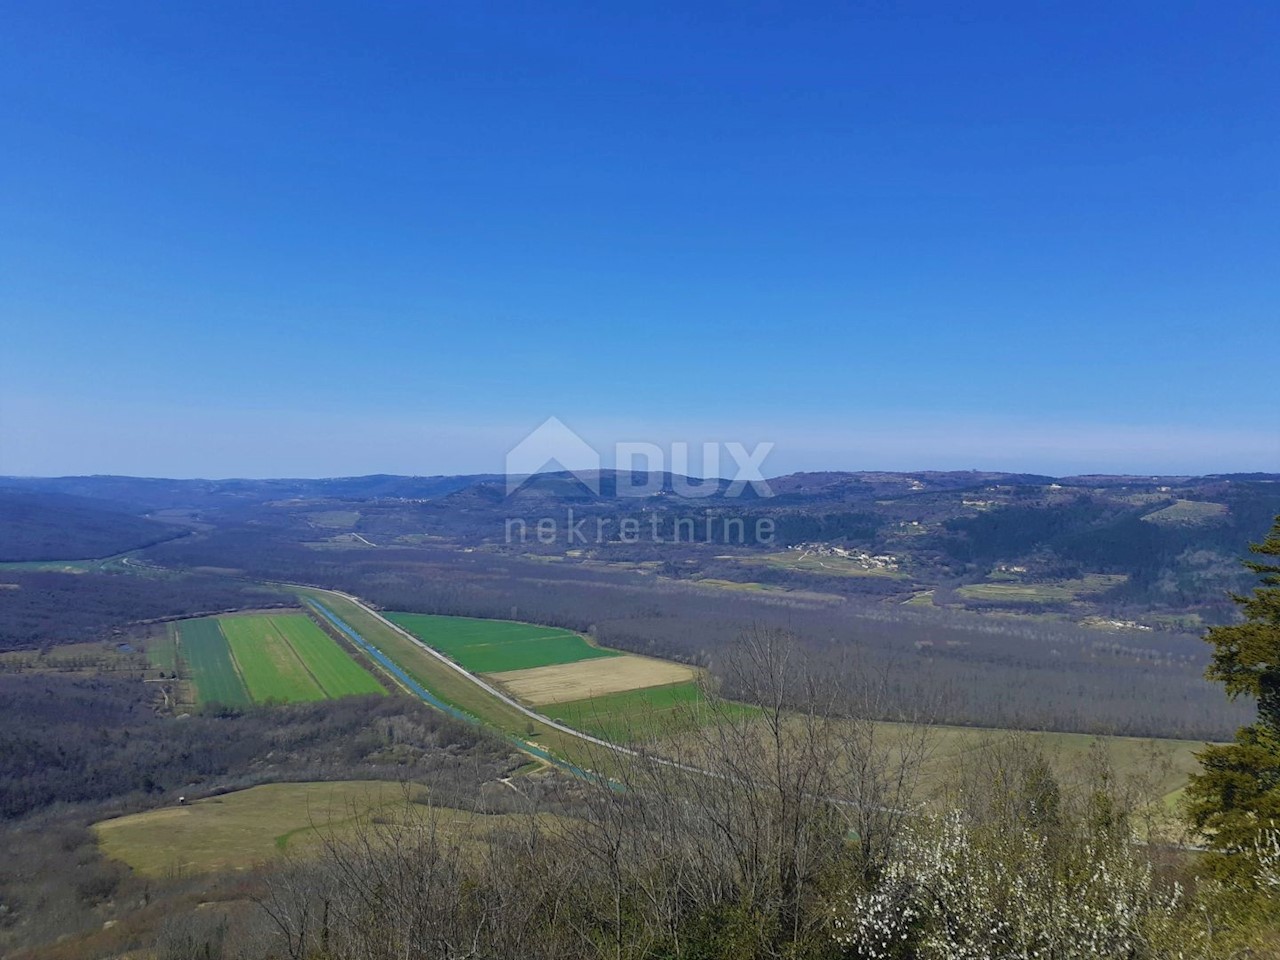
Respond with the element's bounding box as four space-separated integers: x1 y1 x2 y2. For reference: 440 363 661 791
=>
2 403 1276 481
5 464 1279 484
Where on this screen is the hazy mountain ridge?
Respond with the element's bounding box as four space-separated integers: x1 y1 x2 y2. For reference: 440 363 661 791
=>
7 469 1275 506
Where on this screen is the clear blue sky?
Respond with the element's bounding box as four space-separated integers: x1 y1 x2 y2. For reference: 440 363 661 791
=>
2 2 1276 478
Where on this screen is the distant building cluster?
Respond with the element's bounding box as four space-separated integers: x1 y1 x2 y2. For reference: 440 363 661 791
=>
790 543 900 571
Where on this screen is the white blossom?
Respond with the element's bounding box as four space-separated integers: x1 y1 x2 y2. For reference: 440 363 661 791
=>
833 812 1206 959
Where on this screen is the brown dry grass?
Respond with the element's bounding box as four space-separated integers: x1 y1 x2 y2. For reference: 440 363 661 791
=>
491 655 697 705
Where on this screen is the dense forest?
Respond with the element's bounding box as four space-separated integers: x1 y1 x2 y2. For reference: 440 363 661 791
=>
0 674 517 821
0 674 525 955
0 570 292 650
0 489 189 562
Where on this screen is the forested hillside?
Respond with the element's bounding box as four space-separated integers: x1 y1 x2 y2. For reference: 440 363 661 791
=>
0 571 291 649
0 488 188 561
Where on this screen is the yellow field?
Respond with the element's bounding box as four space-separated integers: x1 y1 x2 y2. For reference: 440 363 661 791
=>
491 655 697 705
93 780 550 876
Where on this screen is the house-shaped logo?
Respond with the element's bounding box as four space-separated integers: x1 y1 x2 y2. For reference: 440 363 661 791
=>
505 417 601 496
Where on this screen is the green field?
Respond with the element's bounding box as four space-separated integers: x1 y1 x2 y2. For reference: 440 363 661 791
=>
94 779 565 876
299 590 1211 811
220 616 327 703
179 612 382 706
387 613 617 673
957 574 1127 604
94 781 405 875
272 614 386 697
745 551 907 579
146 625 180 673
297 592 614 770
305 509 361 529
178 618 251 707
543 681 756 742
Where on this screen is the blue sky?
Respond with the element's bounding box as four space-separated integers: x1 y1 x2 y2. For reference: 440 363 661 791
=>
2 2 1276 478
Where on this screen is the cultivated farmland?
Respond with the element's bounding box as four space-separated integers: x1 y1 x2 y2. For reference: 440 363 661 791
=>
387 613 616 673
273 614 385 698
956 574 1127 604
178 617 251 707
491 656 696 705
300 592 609 767
220 615 327 703
311 592 1210 810
542 681 753 742
146 625 180 673
385 608 711 745
387 611 702 716
178 612 383 706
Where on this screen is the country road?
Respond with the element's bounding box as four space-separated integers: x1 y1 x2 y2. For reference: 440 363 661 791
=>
301 588 649 769
298 588 908 815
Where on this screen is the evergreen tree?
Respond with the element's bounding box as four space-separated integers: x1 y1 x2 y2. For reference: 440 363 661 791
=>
1186 515 1280 866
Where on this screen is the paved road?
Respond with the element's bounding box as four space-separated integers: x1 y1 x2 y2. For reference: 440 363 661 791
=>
302 589 679 787
301 587 912 813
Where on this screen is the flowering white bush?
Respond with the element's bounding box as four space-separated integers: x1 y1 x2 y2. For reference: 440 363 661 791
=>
833 812 1206 960
1253 829 1280 890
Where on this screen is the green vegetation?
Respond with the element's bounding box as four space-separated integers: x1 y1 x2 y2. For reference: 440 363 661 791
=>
273 614 386 697
332 595 1207 796
94 779 567 879
688 578 780 592
1186 514 1280 874
749 550 907 578
544 681 755 742
957 573 1126 603
178 618 251 707
94 780 418 875
220 615 328 703
179 612 382 706
1142 499 1230 525
296 591 604 769
305 509 361 529
146 625 180 673
387 612 616 673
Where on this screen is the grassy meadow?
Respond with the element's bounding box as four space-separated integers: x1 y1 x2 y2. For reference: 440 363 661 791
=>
387 613 617 673
957 573 1127 603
